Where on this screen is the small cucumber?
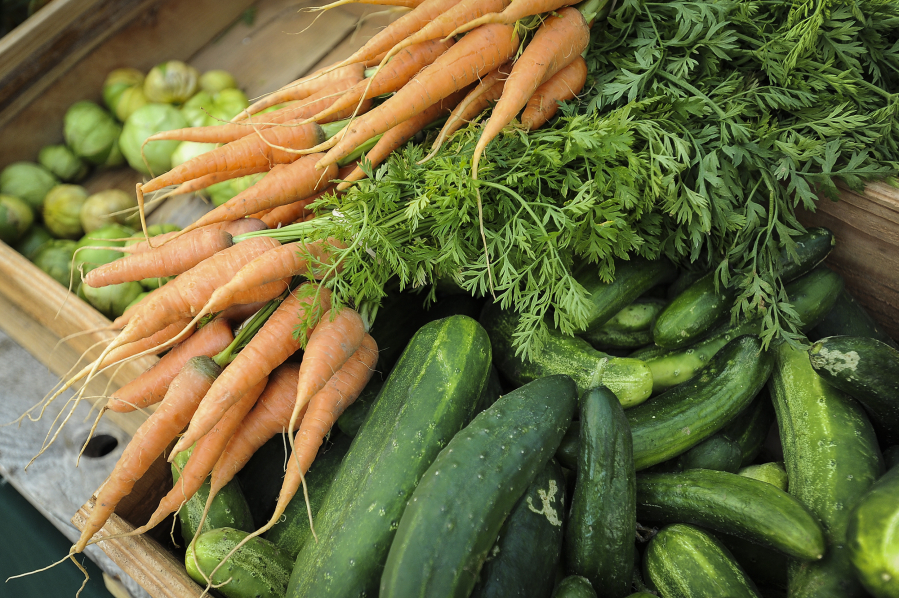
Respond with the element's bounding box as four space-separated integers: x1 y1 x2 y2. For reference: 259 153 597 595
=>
667 269 708 300
636 469 825 561
335 378 382 437
475 366 503 413
552 576 598 598
776 227 835 281
555 419 579 471
564 387 635 597
769 340 883 597
847 465 899 598
676 432 742 472
739 462 788 491
653 271 736 349
809 335 899 443
810 289 898 349
471 459 567 598
481 302 653 407
644 524 760 598
380 375 578 598
627 335 773 470
172 445 254 543
580 298 666 350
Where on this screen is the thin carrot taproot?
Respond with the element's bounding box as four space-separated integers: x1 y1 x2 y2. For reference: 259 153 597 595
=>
170 285 332 456
443 0 578 38
309 0 425 12
73 355 222 553
521 55 587 130
314 23 519 170
149 167 269 202
240 64 366 118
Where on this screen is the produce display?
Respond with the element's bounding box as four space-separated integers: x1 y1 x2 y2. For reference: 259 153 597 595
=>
2 0 899 597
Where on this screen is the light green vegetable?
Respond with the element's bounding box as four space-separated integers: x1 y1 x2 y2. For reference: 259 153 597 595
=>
199 70 238 93
144 60 199 104
181 91 215 127
64 101 122 165
0 194 34 244
80 189 138 233
42 184 88 239
207 173 265 207
14 224 53 260
0 162 58 211
120 103 189 175
33 240 77 287
208 88 249 122
147 223 181 236
103 68 144 114
74 224 134 274
171 141 217 168
38 145 88 182
113 86 149 122
83 281 144 319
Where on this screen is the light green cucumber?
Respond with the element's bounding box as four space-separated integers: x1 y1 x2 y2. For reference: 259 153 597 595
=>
846 465 899 598
739 462 788 491
580 297 667 350
810 289 898 349
676 432 743 472
653 270 736 349
552 576 598 598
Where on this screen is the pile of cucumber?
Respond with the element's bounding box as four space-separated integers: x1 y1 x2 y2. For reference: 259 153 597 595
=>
174 227 899 598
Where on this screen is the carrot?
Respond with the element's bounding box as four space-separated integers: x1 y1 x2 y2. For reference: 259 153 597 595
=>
315 23 519 170
141 123 327 193
443 0 578 38
106 318 235 413
153 167 269 200
223 218 268 236
521 55 587 130
303 39 453 125
215 300 271 325
84 228 235 288
310 0 425 12
241 64 366 118
262 162 357 226
170 285 332 456
337 88 468 190
73 355 222 553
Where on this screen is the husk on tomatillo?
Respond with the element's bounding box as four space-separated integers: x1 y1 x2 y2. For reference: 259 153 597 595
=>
80 189 138 233
42 184 88 239
0 162 58 211
120 103 189 175
64 101 123 166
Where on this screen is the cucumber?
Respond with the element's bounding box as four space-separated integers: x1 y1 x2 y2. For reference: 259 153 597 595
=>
286 315 492 597
336 378 382 436
555 419 579 471
552 576 598 598
739 462 788 491
645 524 760 598
810 289 898 349
481 302 653 407
721 392 775 467
847 465 899 598
471 459 567 598
676 432 743 472
580 297 666 350
720 535 789 591
643 266 843 393
573 256 677 332
380 375 578 598
769 340 884 597
667 268 708 300
776 227 835 280
564 387 635 597
172 445 254 543
654 271 736 349
264 434 352 559
475 366 503 413
627 335 773 470
186 527 293 598
636 469 824 561
808 335 899 443
236 435 285 527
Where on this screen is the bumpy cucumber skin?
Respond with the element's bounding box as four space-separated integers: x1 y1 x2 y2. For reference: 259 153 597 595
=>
810 289 898 349
471 459 567 598
769 341 884 597
287 315 492 598
739 462 789 491
552 576 598 598
171 447 254 543
185 527 293 598
556 419 579 471
776 227 835 281
564 387 635 597
644 524 760 598
263 434 352 559
643 266 843 393
581 298 666 350
627 335 773 470
574 257 676 333
809 335 899 443
380 375 578 598
636 469 824 561
846 466 899 598
721 392 775 467
654 271 736 349
336 378 382 437
482 302 652 407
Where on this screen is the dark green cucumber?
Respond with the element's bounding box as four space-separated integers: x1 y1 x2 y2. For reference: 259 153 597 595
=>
739 462 788 491
667 269 708 300
475 366 503 413
287 315 492 598
481 302 653 407
336 378 382 436
186 527 293 598
555 419 579 471
172 446 254 543
380 375 578 598
776 227 835 281
580 298 666 350
644 524 760 598
721 392 775 467
809 335 899 443
653 271 736 349
263 434 352 559
676 432 743 472
846 465 899 598
627 335 773 470
769 340 884 597
810 289 898 349
552 576 598 598
471 459 567 598
236 435 285 527
636 469 824 560
564 387 635 597
720 535 789 591
643 266 843 393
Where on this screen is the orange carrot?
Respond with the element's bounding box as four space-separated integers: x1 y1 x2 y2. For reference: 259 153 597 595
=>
444 0 578 38
223 218 268 236
241 64 366 118
170 285 332 456
521 55 587 130
151 167 270 200
141 123 327 193
73 355 222 552
106 318 235 413
315 23 519 170
215 301 270 325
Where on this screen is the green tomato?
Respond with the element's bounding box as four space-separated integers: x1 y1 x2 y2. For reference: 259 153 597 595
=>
42 184 88 239
0 194 34 244
171 141 217 168
14 223 53 260
80 189 138 233
64 101 122 165
199 70 238 94
144 61 199 104
206 173 266 207
38 145 89 182
83 281 144 319
120 104 189 175
33 239 77 287
75 223 134 273
0 161 58 211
